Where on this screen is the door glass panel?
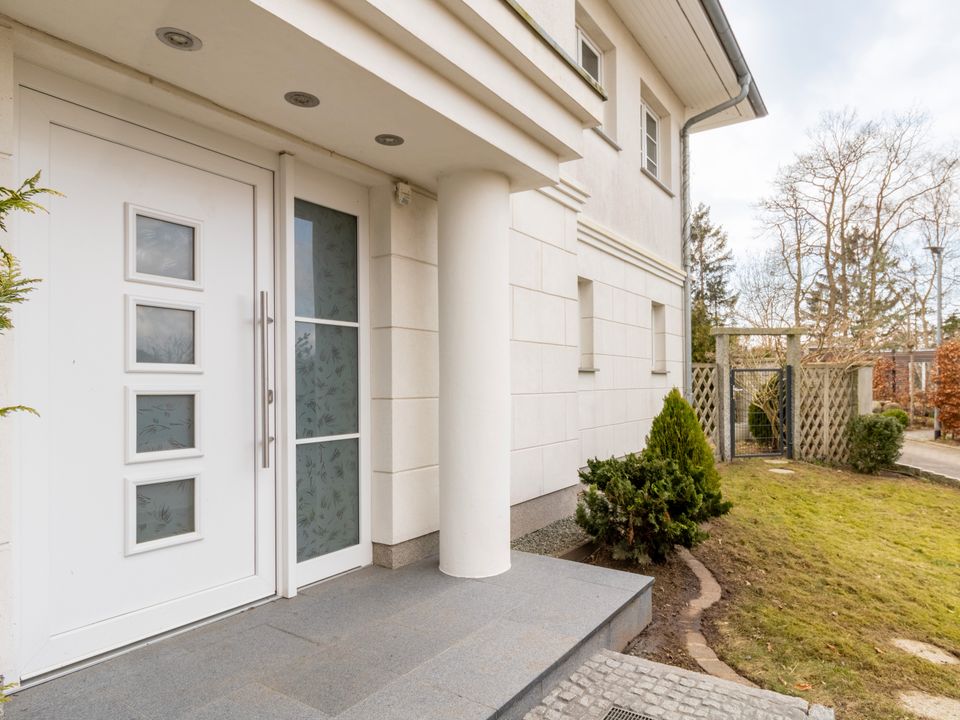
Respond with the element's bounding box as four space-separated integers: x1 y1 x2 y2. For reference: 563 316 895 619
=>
294 197 361 564
295 322 358 438
136 478 196 543
294 199 358 322
296 438 359 561
136 215 195 281
136 394 195 452
136 304 195 364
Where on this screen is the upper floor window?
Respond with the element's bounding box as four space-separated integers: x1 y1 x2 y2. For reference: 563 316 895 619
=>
643 105 660 178
577 26 603 84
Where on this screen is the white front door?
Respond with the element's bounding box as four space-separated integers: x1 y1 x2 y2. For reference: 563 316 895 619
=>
16 89 276 678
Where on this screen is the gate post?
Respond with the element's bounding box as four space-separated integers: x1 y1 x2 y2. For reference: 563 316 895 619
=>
786 331 801 461
715 332 731 461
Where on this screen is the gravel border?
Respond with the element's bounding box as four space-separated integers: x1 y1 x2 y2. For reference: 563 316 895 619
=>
511 516 589 556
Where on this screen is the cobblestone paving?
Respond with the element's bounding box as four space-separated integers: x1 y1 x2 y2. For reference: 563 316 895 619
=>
525 650 834 720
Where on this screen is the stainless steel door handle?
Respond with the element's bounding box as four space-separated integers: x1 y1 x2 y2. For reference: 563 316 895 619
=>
260 290 274 468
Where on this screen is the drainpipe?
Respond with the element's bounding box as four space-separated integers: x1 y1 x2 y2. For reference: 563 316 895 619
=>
680 72 752 401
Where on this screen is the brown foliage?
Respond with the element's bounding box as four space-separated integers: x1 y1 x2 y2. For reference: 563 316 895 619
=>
935 338 960 437
873 356 896 401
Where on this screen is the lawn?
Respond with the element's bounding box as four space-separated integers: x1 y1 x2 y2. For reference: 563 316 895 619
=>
695 460 960 720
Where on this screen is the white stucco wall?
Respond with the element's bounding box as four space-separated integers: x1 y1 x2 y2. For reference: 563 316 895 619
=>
566 0 684 266
370 185 442 547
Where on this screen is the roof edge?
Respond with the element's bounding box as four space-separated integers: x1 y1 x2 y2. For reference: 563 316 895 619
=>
698 0 767 119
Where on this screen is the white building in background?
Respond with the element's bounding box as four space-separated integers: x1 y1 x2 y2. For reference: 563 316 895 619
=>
0 0 764 684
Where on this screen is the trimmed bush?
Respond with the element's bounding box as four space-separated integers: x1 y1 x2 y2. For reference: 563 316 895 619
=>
575 454 706 563
881 407 909 429
848 414 904 473
644 388 731 519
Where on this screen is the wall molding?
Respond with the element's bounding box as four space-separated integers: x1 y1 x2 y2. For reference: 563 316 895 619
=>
536 175 590 211
577 215 686 286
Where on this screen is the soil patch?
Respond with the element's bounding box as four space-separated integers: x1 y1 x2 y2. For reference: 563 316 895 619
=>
587 548 702 672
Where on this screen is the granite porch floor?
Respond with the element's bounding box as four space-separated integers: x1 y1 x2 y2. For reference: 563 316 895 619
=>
8 551 653 720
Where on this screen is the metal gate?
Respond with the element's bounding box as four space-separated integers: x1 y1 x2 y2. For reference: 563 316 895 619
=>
730 367 793 459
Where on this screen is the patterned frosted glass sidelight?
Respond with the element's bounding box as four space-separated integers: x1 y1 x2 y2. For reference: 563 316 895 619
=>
136 304 195 364
136 478 196 544
136 394 195 453
295 322 359 438
136 215 195 281
294 199 358 322
296 438 359 561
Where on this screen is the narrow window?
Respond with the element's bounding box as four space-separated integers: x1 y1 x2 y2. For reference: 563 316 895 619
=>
643 106 660 178
577 27 602 84
651 302 666 372
578 278 595 370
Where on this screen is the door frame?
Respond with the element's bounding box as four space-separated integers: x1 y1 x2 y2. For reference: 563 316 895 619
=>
276 157 372 595
13 77 278 680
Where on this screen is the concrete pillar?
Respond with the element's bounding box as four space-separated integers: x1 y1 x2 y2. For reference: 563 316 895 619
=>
785 333 801 459
857 365 874 416
437 170 511 578
714 332 730 461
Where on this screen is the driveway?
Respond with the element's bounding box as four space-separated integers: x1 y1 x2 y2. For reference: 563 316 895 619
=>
900 429 960 483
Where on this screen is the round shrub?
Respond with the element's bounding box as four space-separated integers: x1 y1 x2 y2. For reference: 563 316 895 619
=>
881 407 909 429
748 401 774 444
848 414 904 474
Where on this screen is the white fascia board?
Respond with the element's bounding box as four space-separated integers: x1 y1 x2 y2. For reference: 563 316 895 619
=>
338 0 591 161
437 0 605 126
251 0 564 183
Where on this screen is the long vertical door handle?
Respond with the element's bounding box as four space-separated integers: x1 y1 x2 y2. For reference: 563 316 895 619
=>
260 290 274 468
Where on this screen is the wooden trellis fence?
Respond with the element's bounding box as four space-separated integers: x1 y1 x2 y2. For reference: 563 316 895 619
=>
690 361 865 464
795 364 859 464
692 363 721 451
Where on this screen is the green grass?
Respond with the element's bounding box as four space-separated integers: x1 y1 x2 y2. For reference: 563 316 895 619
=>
696 460 960 720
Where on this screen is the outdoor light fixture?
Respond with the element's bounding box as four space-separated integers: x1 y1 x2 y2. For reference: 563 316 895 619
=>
284 91 320 108
155 27 202 51
375 134 405 147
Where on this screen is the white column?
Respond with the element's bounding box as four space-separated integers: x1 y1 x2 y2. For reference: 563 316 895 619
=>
437 169 511 578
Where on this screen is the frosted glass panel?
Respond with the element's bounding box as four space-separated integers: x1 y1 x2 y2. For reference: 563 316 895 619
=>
296 438 359 561
136 394 195 453
294 200 357 322
136 478 196 544
295 322 359 438
136 215 195 281
136 304 195 364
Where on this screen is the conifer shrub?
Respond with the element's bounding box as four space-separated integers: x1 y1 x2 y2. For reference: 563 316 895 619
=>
848 414 903 473
574 454 705 563
644 388 731 519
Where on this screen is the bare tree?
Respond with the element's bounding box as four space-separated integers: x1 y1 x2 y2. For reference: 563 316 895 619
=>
748 109 958 354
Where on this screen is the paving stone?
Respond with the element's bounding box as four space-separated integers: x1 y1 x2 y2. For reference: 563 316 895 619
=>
524 650 834 720
335 678 493 720
891 638 959 665
769 468 796 475
900 691 960 720
261 649 401 715
175 683 330 720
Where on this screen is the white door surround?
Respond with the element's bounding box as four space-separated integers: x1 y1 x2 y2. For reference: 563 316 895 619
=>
14 88 277 679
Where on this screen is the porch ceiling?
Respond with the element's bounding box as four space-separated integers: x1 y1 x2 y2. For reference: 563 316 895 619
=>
0 0 569 190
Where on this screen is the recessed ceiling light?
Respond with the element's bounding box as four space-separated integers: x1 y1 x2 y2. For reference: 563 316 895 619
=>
155 27 202 51
375 134 405 147
284 91 320 108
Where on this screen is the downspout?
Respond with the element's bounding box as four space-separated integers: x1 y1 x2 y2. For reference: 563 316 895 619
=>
680 72 752 401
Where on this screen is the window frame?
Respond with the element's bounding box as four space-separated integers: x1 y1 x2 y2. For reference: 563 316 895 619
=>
642 103 660 179
577 26 603 85
651 301 666 373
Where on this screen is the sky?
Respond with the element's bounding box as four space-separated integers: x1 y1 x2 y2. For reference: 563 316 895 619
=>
691 0 960 263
